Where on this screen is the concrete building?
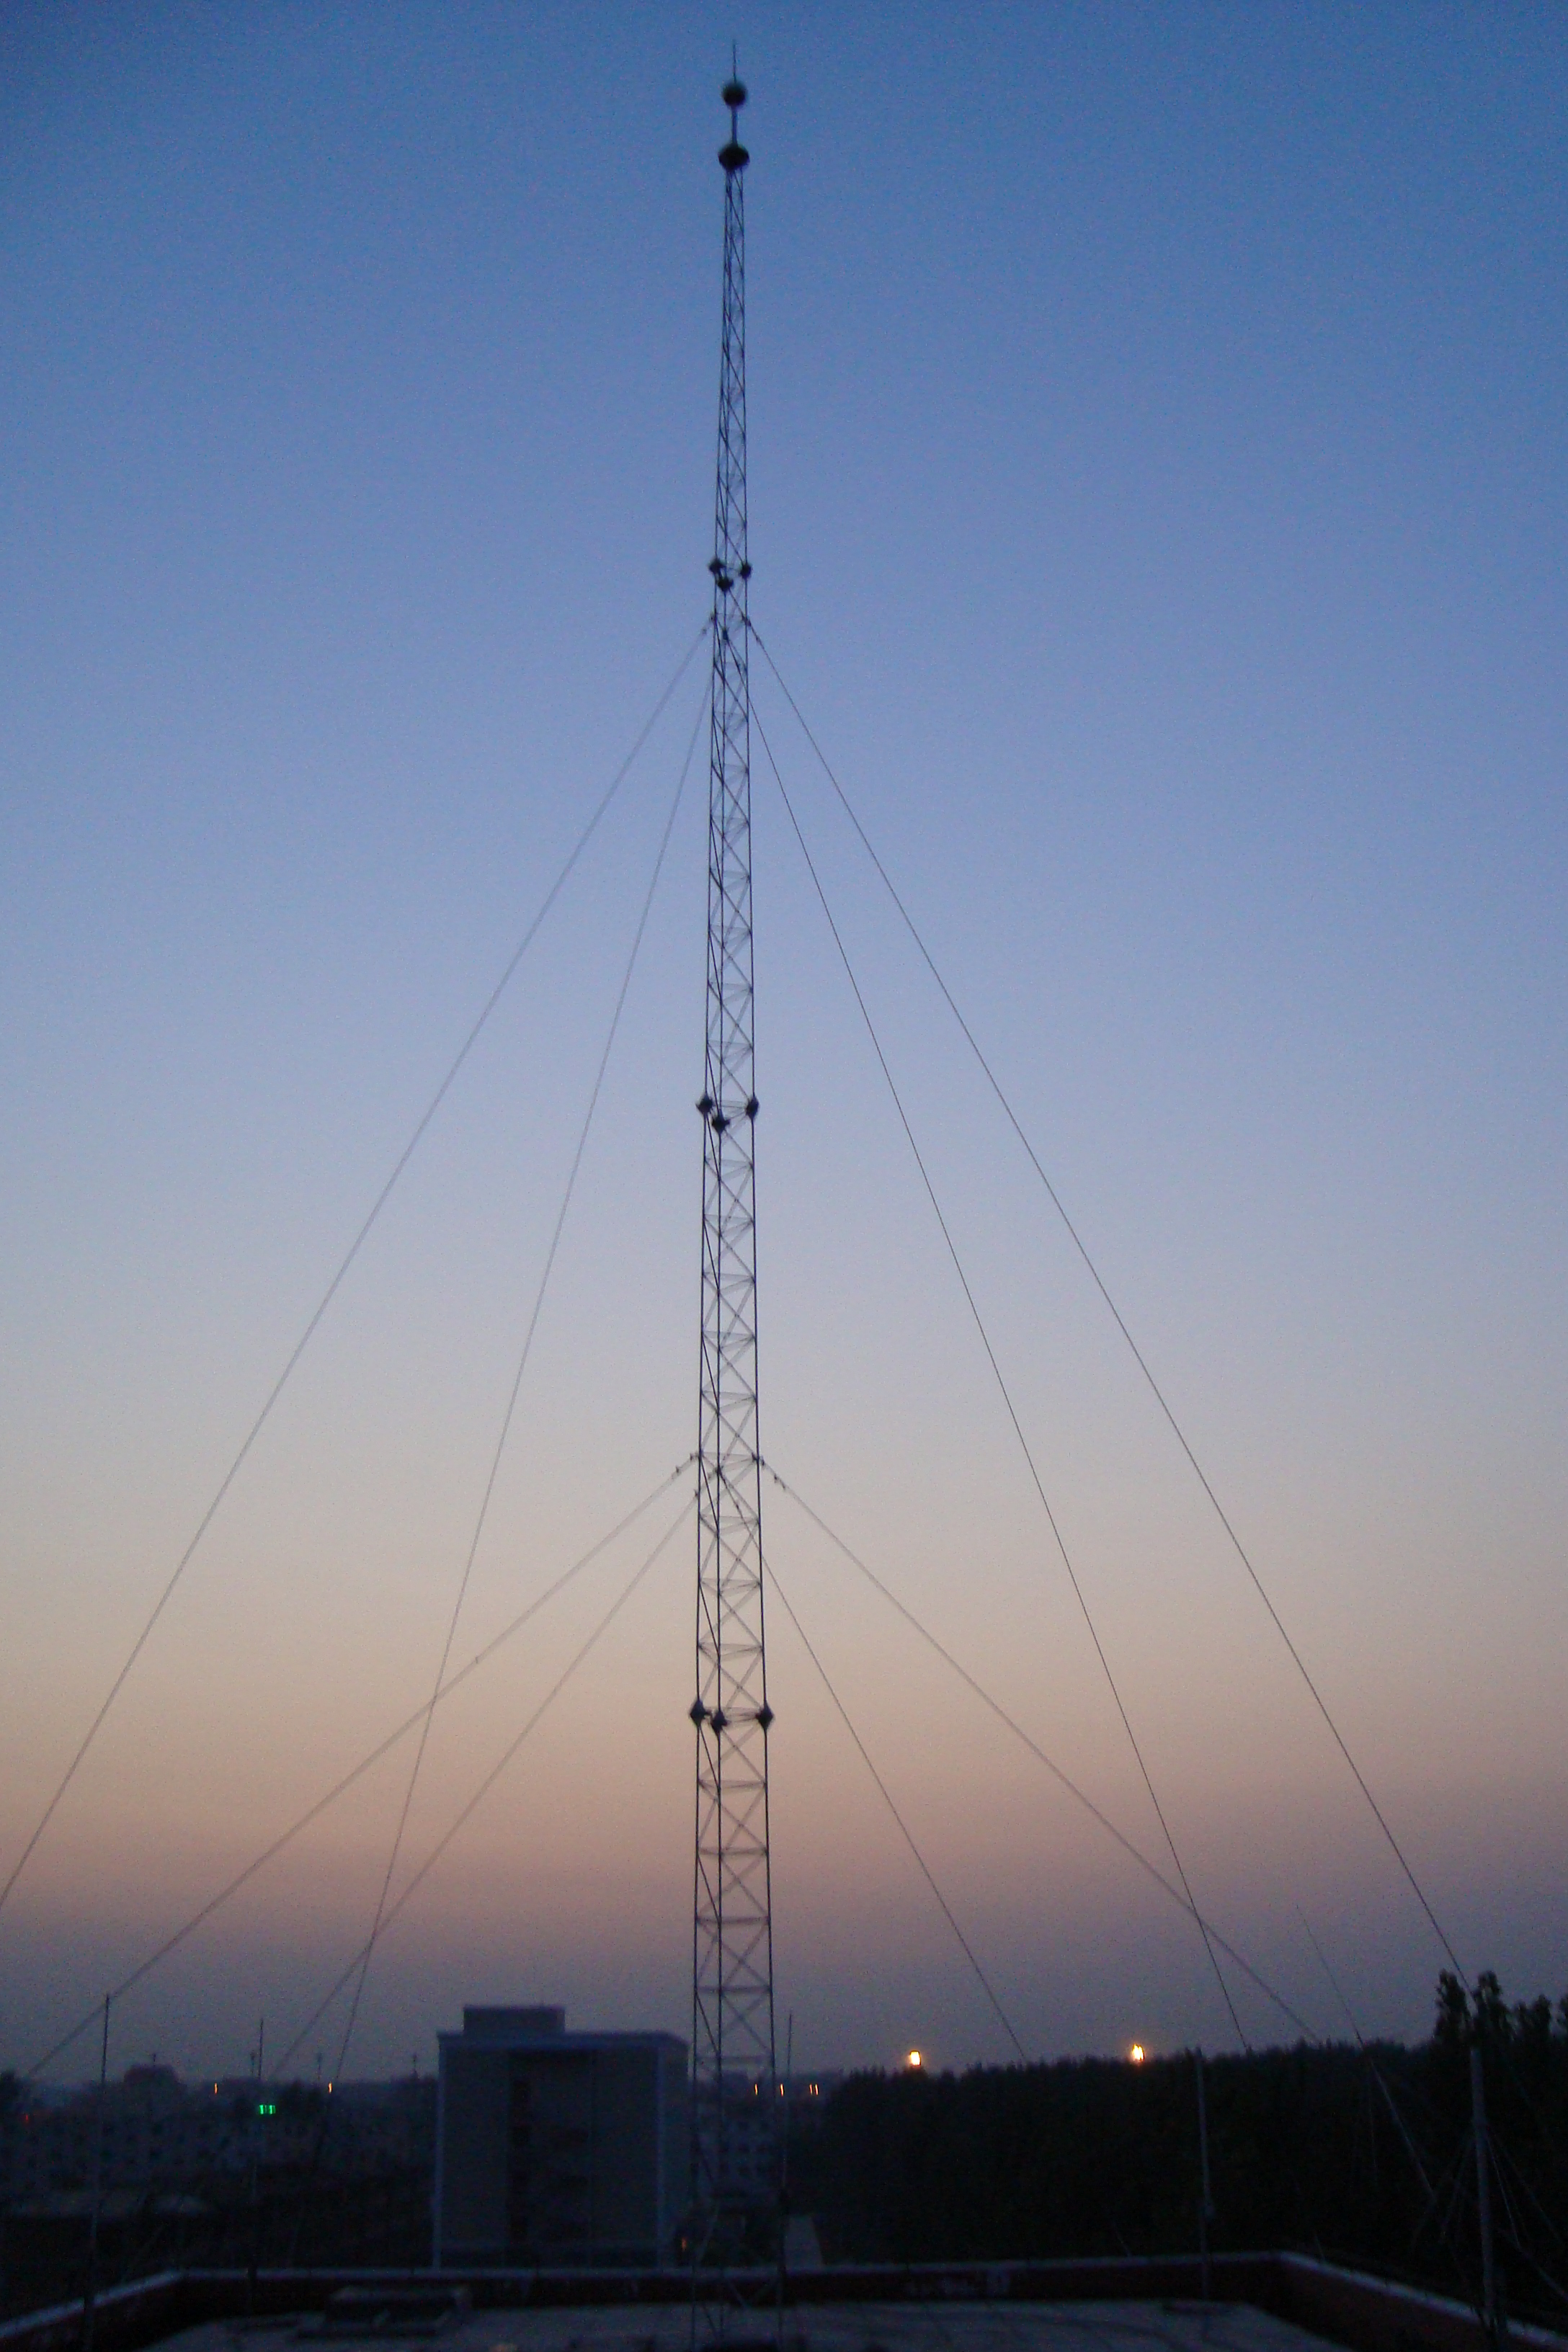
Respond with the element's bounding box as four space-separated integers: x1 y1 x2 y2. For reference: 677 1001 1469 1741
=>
434 2007 687 2270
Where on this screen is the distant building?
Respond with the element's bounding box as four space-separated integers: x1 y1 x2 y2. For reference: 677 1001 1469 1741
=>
1 2067 244 2200
433 2006 686 2270
0 2067 432 2205
703 2074 783 2206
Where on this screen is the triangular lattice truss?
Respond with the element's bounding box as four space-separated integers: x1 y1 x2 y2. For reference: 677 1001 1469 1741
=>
690 70 779 2275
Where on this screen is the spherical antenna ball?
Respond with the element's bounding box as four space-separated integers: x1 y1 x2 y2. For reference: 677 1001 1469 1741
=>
723 79 748 110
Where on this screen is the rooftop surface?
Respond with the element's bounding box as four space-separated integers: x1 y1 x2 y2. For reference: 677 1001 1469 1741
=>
156 2302 1342 2352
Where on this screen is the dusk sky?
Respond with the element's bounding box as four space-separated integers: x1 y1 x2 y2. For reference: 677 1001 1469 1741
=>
2 3 1565 2085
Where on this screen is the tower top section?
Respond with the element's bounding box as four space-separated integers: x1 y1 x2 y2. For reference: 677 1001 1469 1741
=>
719 72 749 174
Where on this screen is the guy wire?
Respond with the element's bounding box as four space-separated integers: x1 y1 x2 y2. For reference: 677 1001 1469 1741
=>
274 1500 690 2075
1 621 710 1921
750 624 1462 1984
330 681 708 2080
753 704 1247 2052
22 1461 690 2081
766 1554 1029 2062
766 1463 1319 2046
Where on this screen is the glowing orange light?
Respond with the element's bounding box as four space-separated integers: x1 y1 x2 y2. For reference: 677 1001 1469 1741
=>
1129 2044 1146 2064
906 2049 922 2070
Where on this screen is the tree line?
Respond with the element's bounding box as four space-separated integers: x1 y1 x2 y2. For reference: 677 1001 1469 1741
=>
787 1972 1568 2328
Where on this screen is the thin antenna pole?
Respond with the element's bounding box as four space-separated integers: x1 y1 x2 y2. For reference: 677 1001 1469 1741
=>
776 2012 795 2341
1195 2047 1214 2302
1471 2041 1502 2345
691 61 774 2295
248 2017 264 2315
80 1994 110 2352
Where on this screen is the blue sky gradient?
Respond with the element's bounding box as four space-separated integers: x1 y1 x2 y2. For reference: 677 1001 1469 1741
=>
1 3 1564 2080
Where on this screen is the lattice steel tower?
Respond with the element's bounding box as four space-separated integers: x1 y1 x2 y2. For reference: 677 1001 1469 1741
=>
690 71 775 2243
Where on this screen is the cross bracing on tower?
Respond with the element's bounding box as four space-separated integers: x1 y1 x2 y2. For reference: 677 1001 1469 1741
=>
689 68 779 2271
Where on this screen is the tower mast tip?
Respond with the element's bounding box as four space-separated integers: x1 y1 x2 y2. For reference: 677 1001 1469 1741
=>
719 70 749 172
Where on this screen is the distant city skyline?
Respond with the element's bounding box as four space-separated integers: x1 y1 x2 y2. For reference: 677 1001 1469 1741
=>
1 4 1564 2081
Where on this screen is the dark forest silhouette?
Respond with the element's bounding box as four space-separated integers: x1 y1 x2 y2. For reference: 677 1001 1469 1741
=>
2 1975 1565 2325
788 1973 1568 2325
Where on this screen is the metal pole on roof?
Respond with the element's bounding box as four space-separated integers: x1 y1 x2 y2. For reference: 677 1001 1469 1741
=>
80 1993 110 2352
1195 2047 1215 2302
1471 2041 1503 2346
